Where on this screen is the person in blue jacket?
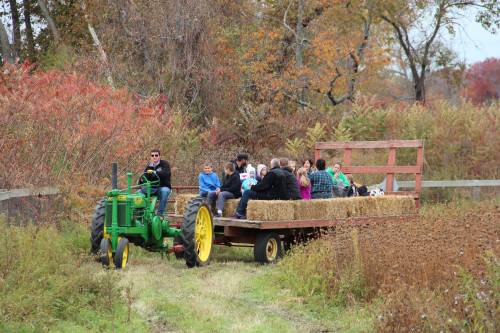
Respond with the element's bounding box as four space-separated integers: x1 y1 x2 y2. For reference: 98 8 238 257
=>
198 163 221 197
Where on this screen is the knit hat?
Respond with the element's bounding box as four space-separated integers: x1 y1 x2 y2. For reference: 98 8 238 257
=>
257 164 267 177
246 164 256 175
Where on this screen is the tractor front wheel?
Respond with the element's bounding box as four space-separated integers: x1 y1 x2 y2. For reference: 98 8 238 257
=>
182 198 213 268
114 237 130 269
254 231 282 264
100 238 113 268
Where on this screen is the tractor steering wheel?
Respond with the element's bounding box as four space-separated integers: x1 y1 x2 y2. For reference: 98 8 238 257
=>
138 170 160 191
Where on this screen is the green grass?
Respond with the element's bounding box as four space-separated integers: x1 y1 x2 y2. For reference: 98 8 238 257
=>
117 245 375 333
0 217 380 333
0 218 150 333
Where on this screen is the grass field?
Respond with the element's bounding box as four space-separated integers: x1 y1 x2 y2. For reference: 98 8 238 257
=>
0 199 498 332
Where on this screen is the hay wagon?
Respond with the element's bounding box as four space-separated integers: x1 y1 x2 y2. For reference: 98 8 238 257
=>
168 140 424 264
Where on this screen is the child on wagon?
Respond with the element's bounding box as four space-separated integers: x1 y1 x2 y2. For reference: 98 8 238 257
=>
242 168 258 192
207 162 242 217
198 163 220 197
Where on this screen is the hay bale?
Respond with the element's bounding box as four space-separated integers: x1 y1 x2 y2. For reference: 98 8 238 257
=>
247 200 295 221
174 193 199 215
223 199 240 217
294 199 328 220
325 198 350 219
351 197 378 217
374 195 416 215
242 195 416 221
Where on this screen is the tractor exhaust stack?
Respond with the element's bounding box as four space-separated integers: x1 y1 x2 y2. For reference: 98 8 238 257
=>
111 162 118 189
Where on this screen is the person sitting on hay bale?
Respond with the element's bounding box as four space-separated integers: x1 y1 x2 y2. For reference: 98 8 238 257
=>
207 162 242 217
198 162 221 198
242 168 258 192
256 164 268 182
302 158 315 175
234 158 287 219
327 162 350 197
297 167 311 200
309 159 334 199
345 174 369 197
280 158 301 200
224 153 249 181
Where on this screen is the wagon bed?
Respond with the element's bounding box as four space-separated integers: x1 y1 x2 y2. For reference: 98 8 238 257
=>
168 213 418 230
168 139 424 263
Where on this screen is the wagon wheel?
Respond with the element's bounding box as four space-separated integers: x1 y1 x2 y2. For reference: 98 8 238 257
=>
254 231 282 264
182 198 214 268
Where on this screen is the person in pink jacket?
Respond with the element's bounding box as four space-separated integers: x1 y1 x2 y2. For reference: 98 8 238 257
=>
296 167 311 200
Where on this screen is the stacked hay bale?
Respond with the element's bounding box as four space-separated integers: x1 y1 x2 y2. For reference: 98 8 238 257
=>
173 194 416 220
294 199 330 220
223 199 240 217
373 195 417 215
247 200 295 221
291 196 416 221
174 194 199 215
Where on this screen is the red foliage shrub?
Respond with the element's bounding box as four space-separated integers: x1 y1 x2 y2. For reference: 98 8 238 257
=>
461 58 500 105
0 65 188 189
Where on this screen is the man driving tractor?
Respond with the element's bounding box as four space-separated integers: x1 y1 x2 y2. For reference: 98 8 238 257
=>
140 149 172 216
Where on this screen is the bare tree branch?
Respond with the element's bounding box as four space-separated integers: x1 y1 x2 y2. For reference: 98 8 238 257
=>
283 0 297 38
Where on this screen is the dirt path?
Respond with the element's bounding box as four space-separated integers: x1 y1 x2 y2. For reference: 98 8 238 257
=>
118 249 336 333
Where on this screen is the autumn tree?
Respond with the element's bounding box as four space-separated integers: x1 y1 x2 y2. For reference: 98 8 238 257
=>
308 0 389 107
462 57 500 104
380 0 500 103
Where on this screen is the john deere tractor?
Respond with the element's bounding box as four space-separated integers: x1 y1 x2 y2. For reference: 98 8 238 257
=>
90 163 213 269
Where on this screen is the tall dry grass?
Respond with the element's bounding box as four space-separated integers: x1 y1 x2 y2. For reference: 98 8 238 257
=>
279 201 500 332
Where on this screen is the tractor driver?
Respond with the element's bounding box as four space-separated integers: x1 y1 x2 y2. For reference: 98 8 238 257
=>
141 149 172 216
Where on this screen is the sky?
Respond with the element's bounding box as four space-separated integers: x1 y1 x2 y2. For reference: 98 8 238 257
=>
443 10 500 64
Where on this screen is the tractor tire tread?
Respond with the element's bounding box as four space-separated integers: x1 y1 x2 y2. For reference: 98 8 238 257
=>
90 198 106 254
181 196 208 268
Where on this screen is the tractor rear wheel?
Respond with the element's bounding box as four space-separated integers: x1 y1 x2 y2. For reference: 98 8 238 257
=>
90 198 106 254
114 237 130 269
254 231 282 264
100 238 113 268
182 198 213 268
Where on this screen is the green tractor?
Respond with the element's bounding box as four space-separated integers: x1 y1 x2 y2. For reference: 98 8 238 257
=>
90 163 213 269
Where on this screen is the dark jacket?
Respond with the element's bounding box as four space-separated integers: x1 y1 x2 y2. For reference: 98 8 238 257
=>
231 159 247 174
251 166 287 200
144 160 171 188
220 172 242 198
222 160 247 182
282 167 301 200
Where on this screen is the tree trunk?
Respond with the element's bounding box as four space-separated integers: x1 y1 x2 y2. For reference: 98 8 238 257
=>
0 20 14 64
37 0 61 44
87 23 115 88
24 0 36 60
414 75 426 103
9 0 22 59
